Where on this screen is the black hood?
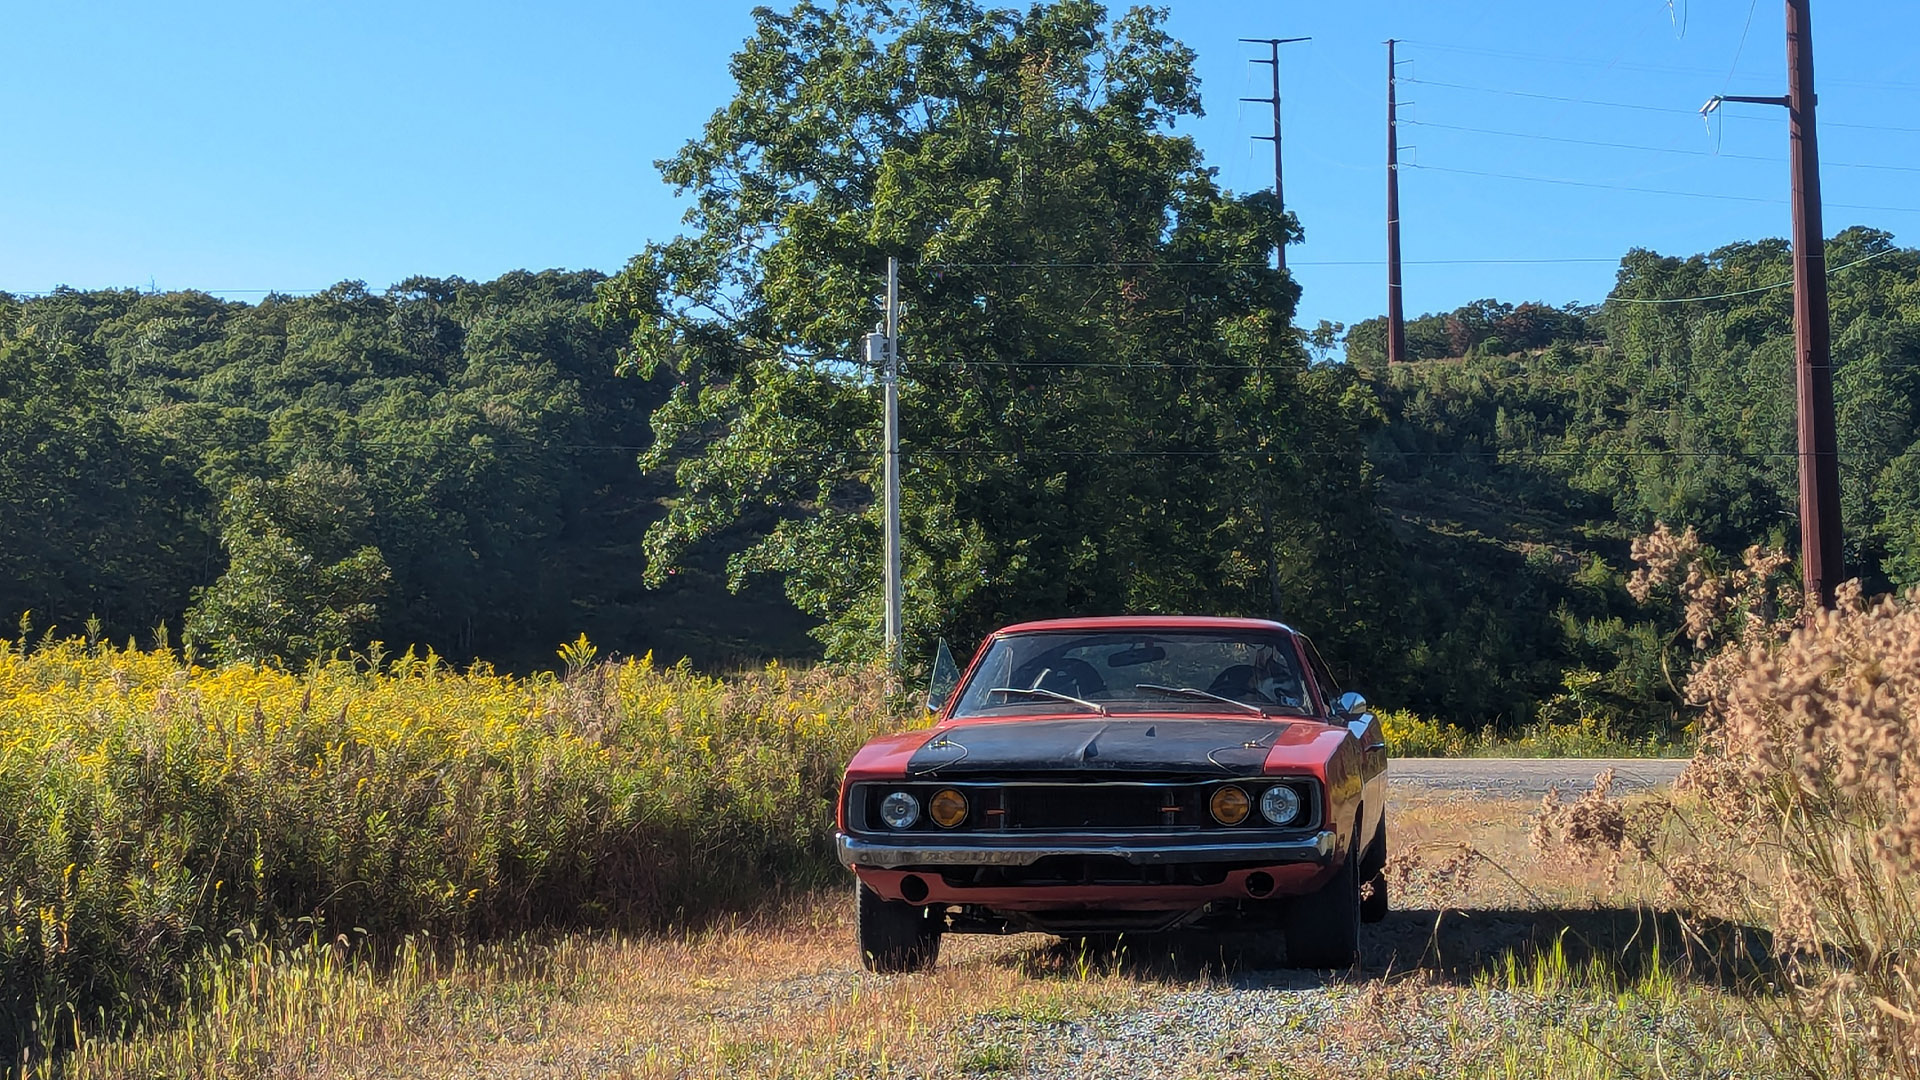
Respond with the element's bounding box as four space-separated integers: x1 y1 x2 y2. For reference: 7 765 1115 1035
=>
906 718 1290 778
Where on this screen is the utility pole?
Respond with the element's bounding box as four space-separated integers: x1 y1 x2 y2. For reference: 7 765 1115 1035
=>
1385 39 1409 367
881 258 905 662
1702 0 1841 608
1240 36 1309 275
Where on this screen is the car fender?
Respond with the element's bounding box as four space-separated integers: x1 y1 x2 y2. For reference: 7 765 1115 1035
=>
1261 720 1378 866
837 729 940 829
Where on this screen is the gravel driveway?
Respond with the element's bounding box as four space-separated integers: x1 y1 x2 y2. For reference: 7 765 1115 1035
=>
940 759 1699 1077
1388 756 1687 797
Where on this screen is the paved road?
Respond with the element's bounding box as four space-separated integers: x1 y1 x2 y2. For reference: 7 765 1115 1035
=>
1387 757 1688 797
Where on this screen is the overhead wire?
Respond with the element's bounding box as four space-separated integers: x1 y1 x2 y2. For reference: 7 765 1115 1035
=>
1723 0 1764 95
1407 76 1920 132
1405 120 1920 174
1408 163 1920 215
186 434 1827 465
1408 163 1781 203
1401 37 1920 93
912 257 1619 269
1402 79 1701 115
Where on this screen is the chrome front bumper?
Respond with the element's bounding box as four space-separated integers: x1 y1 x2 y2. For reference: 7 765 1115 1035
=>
836 829 1336 870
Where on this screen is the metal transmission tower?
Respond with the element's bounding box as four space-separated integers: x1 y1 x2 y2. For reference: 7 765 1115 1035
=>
1239 36 1310 274
1701 0 1841 608
863 258 904 663
1385 39 1409 367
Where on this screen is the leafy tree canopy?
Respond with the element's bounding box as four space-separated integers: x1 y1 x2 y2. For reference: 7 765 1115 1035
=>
600 0 1397 669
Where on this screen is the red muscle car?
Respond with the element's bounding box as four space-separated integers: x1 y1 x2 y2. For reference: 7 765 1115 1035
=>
836 616 1389 972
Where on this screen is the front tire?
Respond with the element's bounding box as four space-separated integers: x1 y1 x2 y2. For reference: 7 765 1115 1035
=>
856 882 942 973
1283 827 1361 968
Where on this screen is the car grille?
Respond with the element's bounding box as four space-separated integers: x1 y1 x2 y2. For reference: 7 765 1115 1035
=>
1001 783 1201 830
852 778 1318 834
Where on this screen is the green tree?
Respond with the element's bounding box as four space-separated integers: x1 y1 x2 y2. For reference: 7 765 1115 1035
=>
599 0 1395 665
186 462 390 662
0 330 208 634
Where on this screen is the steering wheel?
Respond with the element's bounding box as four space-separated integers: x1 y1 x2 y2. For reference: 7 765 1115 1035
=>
1034 657 1106 698
1206 664 1267 702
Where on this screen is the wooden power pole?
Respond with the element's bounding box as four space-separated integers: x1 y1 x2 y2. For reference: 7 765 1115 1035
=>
1705 0 1842 608
1385 39 1409 366
1241 36 1309 275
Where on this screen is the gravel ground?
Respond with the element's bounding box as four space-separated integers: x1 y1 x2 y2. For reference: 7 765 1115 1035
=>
957 974 1531 1079
1389 757 1687 797
697 927 1643 1080
677 899 1694 1080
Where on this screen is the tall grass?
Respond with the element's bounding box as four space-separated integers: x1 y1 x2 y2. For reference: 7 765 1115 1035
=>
1534 524 1920 1080
0 634 900 1058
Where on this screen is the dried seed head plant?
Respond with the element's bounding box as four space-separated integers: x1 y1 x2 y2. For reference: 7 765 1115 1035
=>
1616 524 1920 1078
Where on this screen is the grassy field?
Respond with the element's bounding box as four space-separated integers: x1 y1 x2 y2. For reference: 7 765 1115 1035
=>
30 786 1787 1079
6 630 1878 1078
0 635 898 1060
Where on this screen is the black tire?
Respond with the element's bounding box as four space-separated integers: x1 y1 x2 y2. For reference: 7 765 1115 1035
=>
856 882 942 973
1360 819 1389 925
1283 825 1362 968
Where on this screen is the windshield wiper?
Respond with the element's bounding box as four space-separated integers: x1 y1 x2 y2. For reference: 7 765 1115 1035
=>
984 686 1109 715
1133 683 1265 715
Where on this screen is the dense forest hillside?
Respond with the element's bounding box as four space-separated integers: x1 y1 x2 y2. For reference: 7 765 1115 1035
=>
1344 226 1920 727
7 231 1917 733
0 274 815 669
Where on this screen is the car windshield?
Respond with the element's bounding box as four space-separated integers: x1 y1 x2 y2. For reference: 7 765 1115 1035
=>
948 630 1310 717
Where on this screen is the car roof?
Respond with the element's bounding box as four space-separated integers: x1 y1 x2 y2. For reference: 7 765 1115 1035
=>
992 615 1300 636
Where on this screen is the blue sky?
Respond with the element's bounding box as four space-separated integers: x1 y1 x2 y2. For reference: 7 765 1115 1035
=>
3 1 1918 335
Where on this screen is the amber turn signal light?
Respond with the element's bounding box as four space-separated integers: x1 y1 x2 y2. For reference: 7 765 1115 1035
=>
1210 785 1251 825
929 788 969 828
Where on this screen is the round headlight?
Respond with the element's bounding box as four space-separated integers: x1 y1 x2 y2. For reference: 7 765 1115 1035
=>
1210 785 1251 825
879 790 920 829
1260 784 1303 826
929 788 969 828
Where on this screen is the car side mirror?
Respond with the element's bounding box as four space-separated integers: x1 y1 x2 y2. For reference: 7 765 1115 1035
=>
926 638 961 714
1334 691 1369 718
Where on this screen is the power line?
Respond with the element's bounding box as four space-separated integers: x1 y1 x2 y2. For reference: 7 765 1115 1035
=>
1400 40 1920 93
915 261 1270 269
1400 39 1730 79
1409 119 1769 160
4 287 329 298
900 446 1819 462
1409 163 1780 203
1409 163 1920 214
1408 76 1920 131
917 256 1619 269
1404 78 1701 115
1724 0 1764 96
281 440 1836 464
1406 120 1920 173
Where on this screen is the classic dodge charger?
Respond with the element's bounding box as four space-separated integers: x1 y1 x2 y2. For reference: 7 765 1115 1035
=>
836 616 1388 972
